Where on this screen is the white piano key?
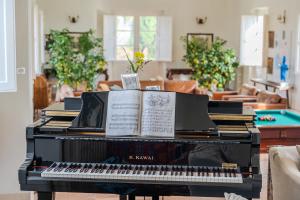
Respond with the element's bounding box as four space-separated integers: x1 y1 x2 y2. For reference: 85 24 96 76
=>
41 163 243 184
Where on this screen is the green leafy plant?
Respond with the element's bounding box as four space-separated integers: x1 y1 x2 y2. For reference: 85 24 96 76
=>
182 36 239 90
48 29 106 91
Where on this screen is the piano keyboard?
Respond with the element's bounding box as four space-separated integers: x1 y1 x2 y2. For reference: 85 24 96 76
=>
41 162 243 184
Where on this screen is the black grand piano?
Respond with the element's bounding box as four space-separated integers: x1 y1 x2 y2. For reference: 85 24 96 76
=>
19 92 262 200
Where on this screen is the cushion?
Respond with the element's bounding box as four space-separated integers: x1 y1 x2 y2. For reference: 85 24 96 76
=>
296 145 300 155
256 91 282 104
109 84 123 91
97 83 110 91
239 84 257 96
55 84 74 102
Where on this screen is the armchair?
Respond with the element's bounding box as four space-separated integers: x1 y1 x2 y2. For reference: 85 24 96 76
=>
269 146 300 200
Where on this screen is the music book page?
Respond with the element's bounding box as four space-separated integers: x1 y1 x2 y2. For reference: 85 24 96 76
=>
106 90 142 136
141 91 176 137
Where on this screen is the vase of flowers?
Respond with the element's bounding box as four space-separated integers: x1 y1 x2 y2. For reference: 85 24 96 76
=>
121 49 151 89
123 48 151 74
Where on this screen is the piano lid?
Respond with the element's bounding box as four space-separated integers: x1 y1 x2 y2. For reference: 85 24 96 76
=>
71 91 217 132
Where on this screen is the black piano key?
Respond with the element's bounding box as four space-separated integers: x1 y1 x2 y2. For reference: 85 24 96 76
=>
144 166 149 175
171 167 174 176
186 167 189 176
133 166 137 174
149 166 154 175
137 166 141 175
213 167 216 177
159 166 163 175
190 167 194 176
122 165 127 174
111 165 116 173
197 167 201 176
117 165 123 174
152 167 156 175
164 166 168 176
180 166 183 176
126 166 130 174
232 169 236 177
106 165 112 174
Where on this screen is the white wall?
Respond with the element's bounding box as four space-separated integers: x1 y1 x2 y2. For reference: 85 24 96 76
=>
234 0 300 109
0 0 33 196
37 0 237 80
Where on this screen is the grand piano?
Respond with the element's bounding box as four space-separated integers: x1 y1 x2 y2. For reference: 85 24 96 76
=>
19 92 262 200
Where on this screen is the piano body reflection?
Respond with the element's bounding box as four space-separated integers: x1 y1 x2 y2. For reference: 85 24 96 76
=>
19 92 262 200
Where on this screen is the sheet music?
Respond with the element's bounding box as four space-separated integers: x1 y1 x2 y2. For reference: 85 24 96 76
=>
141 91 176 137
106 90 142 136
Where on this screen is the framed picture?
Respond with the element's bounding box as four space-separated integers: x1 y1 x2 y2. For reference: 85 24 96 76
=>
267 57 274 74
121 74 141 90
187 33 214 48
268 31 275 48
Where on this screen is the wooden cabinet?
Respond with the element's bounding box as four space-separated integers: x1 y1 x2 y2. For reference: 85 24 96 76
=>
259 127 300 153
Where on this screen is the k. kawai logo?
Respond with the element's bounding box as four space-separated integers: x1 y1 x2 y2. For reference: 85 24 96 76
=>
128 155 154 161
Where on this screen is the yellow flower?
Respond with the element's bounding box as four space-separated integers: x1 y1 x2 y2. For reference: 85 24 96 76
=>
134 51 145 60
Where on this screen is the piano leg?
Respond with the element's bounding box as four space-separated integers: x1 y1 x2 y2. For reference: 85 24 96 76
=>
119 195 127 200
128 195 136 200
37 192 55 200
152 195 159 200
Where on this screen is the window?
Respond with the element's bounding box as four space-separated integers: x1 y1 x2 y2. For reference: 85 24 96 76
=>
140 16 157 60
0 0 16 92
115 16 135 60
296 15 300 73
240 15 265 67
104 15 172 61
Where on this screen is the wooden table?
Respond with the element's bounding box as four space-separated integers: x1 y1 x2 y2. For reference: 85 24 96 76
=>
250 78 293 108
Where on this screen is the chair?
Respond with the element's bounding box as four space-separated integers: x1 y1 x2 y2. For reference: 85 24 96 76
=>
33 75 49 118
164 80 206 94
268 146 300 200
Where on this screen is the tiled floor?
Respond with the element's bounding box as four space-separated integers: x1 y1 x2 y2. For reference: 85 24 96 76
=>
41 154 268 200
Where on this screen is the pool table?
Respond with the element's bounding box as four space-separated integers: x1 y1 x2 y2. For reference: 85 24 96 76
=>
255 110 300 153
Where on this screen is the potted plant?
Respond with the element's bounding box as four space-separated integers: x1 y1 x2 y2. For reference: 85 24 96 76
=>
48 29 106 95
182 36 239 91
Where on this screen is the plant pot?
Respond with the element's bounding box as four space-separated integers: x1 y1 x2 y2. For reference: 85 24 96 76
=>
73 91 83 97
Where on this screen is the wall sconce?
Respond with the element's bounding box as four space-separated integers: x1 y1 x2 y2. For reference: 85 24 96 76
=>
277 10 286 24
196 17 207 25
69 16 79 24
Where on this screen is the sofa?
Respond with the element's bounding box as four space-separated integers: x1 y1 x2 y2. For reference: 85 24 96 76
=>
97 80 207 94
232 91 287 110
268 146 300 200
212 84 287 110
212 84 258 100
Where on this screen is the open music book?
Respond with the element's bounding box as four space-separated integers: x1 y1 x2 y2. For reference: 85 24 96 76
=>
106 90 176 138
